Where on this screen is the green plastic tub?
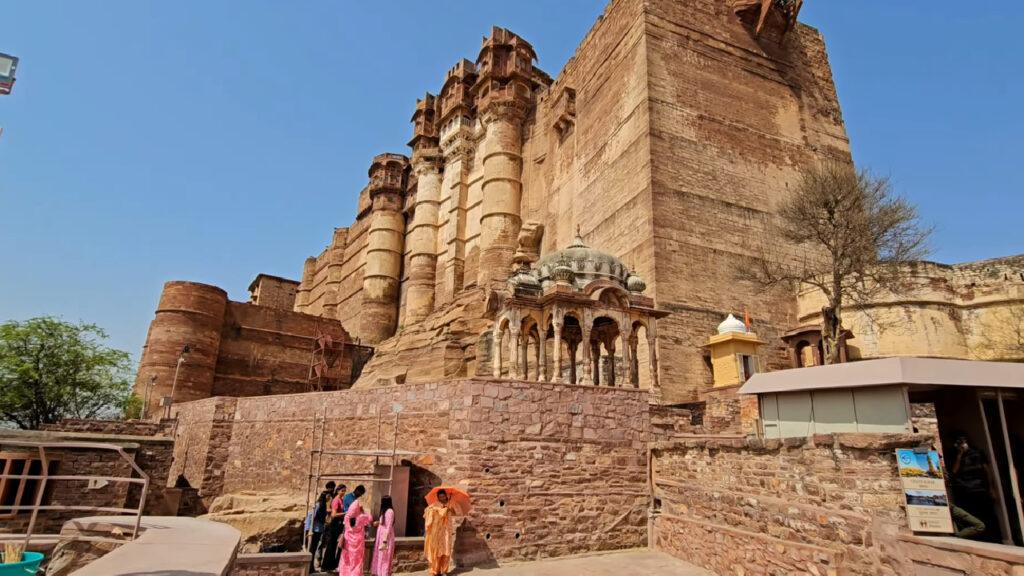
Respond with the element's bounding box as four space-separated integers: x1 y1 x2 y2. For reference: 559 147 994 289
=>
0 551 43 575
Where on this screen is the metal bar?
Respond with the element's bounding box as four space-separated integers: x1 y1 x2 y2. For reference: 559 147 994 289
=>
303 412 317 552
0 534 134 545
1 439 150 546
23 445 48 549
388 412 400 495
996 390 1024 543
11 456 29 520
977 391 1014 545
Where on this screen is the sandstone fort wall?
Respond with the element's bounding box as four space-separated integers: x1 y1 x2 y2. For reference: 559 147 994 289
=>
797 255 1024 363
169 379 650 563
280 0 853 404
135 282 369 417
644 0 850 403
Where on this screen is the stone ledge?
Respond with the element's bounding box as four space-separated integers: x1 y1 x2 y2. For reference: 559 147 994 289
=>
652 432 934 453
897 533 1024 564
234 551 310 564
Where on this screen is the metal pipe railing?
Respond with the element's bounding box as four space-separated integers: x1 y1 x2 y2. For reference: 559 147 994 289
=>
0 438 150 548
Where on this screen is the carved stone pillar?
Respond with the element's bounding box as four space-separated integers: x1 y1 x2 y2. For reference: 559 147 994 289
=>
551 320 563 383
628 333 640 388
647 321 660 392
509 327 521 380
606 340 617 388
520 331 529 380
492 326 504 379
477 100 528 288
360 154 408 344
568 341 578 385
580 324 594 386
590 341 601 386
537 329 546 381
405 148 443 324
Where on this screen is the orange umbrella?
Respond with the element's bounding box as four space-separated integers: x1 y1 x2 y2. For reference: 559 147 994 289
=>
425 486 471 515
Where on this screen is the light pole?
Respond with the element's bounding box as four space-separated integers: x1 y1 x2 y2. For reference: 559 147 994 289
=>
164 345 190 419
142 375 158 419
0 52 17 96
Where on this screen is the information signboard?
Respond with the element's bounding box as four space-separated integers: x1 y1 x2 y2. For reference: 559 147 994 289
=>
896 448 954 533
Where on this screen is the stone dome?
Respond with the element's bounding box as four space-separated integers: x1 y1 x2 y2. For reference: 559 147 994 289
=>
717 314 748 335
535 231 631 290
550 264 575 284
508 266 541 291
626 274 647 294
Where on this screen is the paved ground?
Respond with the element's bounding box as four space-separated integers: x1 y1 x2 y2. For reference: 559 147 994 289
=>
398 549 713 576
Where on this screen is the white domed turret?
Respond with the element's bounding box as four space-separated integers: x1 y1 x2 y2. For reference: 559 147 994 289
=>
717 314 747 335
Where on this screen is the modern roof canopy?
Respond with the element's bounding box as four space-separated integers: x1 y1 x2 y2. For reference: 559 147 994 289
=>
739 357 1024 395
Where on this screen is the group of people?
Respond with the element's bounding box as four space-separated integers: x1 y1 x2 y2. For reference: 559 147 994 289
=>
306 481 458 576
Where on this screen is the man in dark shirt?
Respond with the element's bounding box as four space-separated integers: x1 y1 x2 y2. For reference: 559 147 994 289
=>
950 433 998 542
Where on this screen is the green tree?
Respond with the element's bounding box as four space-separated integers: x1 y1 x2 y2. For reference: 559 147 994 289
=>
0 317 134 429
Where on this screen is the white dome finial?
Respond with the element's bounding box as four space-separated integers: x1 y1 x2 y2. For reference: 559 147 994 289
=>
717 314 748 335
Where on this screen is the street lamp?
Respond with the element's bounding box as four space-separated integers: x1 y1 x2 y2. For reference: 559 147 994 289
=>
0 53 18 95
163 344 191 419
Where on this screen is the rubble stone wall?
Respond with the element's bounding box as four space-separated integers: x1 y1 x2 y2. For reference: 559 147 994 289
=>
169 379 650 564
40 419 174 437
651 433 1024 575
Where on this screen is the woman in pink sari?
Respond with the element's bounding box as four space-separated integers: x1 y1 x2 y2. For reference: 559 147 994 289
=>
338 499 373 576
370 496 396 576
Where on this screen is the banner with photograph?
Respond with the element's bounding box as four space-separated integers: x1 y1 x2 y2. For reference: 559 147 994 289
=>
895 448 954 533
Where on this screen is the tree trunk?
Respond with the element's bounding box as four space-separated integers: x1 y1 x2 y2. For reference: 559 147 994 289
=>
820 305 843 365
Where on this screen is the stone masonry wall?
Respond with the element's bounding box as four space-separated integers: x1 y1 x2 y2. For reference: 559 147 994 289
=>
651 434 915 575
650 433 1024 576
169 396 238 507
134 282 365 417
169 379 651 565
40 418 174 437
211 301 359 397
645 0 851 404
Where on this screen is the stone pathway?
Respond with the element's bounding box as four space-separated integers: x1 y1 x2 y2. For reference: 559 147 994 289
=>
397 549 713 576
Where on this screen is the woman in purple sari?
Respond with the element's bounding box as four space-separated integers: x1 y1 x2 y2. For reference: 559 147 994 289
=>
371 496 396 576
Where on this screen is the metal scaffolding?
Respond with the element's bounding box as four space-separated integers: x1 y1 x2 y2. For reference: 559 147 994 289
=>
302 409 419 550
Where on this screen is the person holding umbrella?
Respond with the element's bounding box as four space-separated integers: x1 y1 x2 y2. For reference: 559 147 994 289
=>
423 486 470 576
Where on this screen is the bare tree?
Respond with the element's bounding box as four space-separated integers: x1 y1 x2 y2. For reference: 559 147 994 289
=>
749 163 932 364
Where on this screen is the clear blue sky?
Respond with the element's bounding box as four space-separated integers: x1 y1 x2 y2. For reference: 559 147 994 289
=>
2 2 1021 358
